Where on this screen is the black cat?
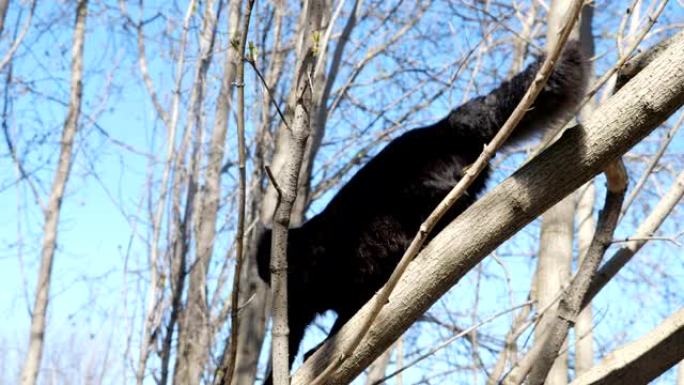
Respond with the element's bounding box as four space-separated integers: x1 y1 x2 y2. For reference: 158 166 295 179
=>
258 40 587 383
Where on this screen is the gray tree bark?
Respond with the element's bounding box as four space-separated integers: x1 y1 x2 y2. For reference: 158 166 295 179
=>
364 346 392 385
270 2 324 383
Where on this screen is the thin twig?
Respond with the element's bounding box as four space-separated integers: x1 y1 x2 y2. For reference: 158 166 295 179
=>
246 58 291 131
264 165 283 199
621 106 684 216
373 302 532 385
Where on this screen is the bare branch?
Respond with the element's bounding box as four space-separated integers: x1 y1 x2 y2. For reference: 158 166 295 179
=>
621 112 684 215
510 167 625 385
584 167 684 308
0 0 36 73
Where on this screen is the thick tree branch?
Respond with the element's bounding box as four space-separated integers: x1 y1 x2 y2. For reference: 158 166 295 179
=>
506 33 683 385
292 29 684 385
569 307 684 385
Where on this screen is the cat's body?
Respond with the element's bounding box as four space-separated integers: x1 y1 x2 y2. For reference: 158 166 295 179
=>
257 41 588 383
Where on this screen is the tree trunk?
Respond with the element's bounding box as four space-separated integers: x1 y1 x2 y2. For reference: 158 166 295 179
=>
19 2 88 385
535 194 573 385
533 1 582 383
269 2 325 383
232 1 336 383
574 181 596 375
574 3 597 375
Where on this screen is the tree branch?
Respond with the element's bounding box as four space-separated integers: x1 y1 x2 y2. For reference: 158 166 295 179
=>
569 307 684 385
292 29 684 385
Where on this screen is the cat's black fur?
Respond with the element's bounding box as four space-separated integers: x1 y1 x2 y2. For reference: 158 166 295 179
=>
257 41 587 381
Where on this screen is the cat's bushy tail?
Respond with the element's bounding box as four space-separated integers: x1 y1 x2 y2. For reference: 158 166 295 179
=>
447 40 589 144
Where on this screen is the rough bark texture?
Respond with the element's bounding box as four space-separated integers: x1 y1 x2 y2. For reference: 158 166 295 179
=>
270 84 311 385
233 1 333 381
569 307 684 385
364 346 392 385
269 2 322 383
535 193 573 384
291 31 684 385
19 2 88 385
574 181 596 374
261 2 328 226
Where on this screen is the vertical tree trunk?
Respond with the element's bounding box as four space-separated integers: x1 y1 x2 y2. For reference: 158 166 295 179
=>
534 1 581 383
172 1 219 384
231 1 336 383
269 2 324 382
535 196 573 385
231 263 269 385
575 181 595 374
261 0 330 226
208 0 242 380
574 3 596 375
19 1 88 385
230 3 283 383
271 0 325 378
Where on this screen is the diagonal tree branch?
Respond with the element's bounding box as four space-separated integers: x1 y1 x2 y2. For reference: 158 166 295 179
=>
569 307 684 385
292 28 684 385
